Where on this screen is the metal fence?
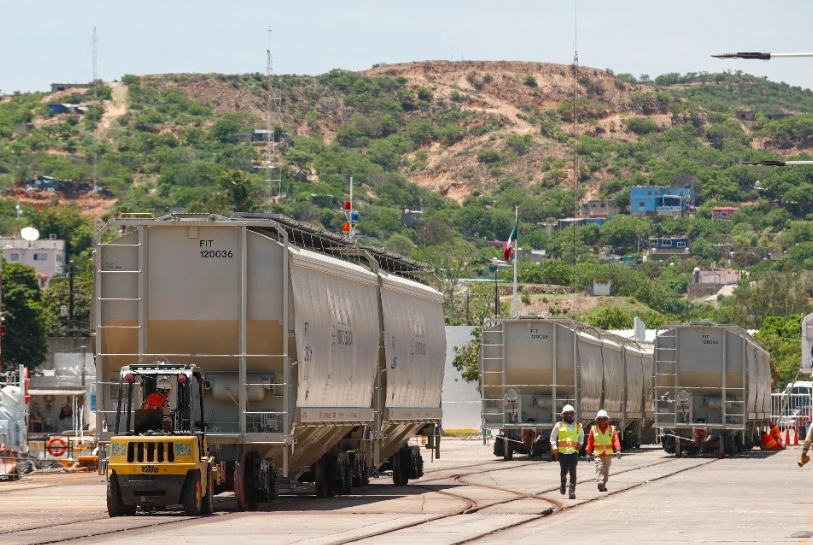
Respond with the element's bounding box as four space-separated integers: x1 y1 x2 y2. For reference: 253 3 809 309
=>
771 392 812 434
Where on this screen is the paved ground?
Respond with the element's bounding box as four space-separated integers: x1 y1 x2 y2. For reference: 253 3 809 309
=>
1 439 812 544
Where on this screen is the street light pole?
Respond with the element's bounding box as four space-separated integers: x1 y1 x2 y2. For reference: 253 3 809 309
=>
713 51 813 60
81 345 86 388
68 261 75 336
494 267 499 318
465 288 470 326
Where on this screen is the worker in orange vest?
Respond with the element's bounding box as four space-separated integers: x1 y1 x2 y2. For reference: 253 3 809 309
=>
585 410 622 492
141 376 173 432
771 423 784 449
761 423 783 450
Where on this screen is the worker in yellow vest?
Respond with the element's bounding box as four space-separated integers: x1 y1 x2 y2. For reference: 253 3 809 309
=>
585 409 622 492
550 404 584 499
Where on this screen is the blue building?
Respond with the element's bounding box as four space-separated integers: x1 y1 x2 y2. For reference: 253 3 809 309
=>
630 187 694 217
47 103 87 115
649 236 689 250
647 236 691 261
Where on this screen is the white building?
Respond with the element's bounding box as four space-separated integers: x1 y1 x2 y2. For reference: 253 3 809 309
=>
0 237 66 288
442 326 481 432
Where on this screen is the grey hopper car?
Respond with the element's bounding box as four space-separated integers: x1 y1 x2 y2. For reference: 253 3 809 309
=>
93 214 445 509
480 318 653 460
654 322 771 457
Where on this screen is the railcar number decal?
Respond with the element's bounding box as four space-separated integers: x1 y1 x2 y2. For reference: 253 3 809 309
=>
200 250 234 258
701 335 719 345
198 240 233 258
529 328 549 340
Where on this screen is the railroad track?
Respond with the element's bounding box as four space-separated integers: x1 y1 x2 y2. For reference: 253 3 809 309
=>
1 453 715 545
330 453 718 545
0 497 235 543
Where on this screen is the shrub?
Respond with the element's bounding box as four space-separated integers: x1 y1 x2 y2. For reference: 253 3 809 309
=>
477 148 502 164
625 117 657 135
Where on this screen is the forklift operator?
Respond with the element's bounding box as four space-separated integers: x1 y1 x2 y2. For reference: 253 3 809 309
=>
141 375 173 432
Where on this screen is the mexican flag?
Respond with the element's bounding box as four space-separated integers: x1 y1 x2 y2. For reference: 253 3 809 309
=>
503 221 518 261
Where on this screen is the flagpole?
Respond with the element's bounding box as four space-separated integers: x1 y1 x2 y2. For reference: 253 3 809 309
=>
512 205 518 318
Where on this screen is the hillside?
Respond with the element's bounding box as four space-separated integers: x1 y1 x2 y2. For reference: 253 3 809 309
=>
3 62 813 216
3 63 813 291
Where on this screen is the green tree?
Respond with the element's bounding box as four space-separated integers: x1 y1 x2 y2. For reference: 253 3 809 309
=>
41 249 93 337
211 170 259 213
417 240 477 323
452 327 481 382
2 263 48 371
754 315 802 389
729 272 811 328
584 306 635 329
384 233 417 257
600 215 650 253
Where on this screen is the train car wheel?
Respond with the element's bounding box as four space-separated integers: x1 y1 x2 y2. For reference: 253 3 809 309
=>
392 449 407 486
234 452 258 511
492 437 504 458
315 455 335 498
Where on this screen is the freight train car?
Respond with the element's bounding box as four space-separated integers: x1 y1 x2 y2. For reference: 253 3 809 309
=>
654 322 771 457
94 214 444 510
480 318 653 460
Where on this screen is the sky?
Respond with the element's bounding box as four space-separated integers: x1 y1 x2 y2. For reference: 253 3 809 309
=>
3 0 813 93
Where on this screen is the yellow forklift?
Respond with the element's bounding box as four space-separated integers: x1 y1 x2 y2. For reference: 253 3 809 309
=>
105 363 215 516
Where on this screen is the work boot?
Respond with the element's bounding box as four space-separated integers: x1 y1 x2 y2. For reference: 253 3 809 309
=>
569 486 576 500
560 480 566 495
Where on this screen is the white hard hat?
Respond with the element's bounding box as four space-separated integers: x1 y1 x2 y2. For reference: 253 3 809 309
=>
596 409 609 419
156 376 173 390
562 404 575 414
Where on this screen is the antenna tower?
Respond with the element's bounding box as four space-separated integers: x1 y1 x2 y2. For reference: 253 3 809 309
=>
572 0 579 313
265 28 283 212
92 27 98 192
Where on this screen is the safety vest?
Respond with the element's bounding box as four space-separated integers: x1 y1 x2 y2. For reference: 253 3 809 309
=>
557 422 582 454
593 425 615 456
142 393 167 410
771 427 783 446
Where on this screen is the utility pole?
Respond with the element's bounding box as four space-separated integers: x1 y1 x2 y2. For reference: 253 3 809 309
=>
572 0 580 314
265 28 284 210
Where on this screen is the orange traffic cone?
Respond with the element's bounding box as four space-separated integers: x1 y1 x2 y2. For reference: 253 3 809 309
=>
785 427 791 446
795 427 800 446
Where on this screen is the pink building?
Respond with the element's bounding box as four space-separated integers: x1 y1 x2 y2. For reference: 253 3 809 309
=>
0 237 66 288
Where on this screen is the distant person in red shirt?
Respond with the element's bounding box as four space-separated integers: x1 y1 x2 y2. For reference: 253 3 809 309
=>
585 410 622 492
